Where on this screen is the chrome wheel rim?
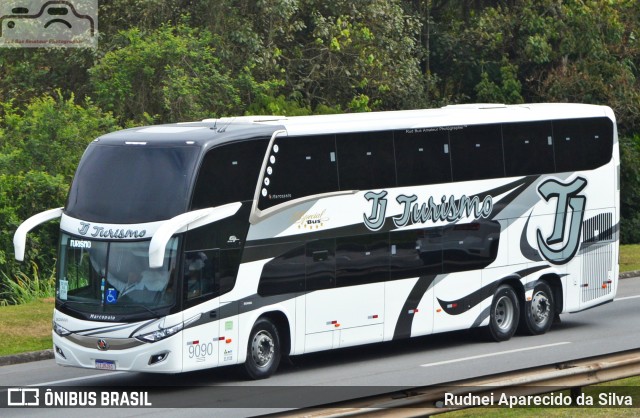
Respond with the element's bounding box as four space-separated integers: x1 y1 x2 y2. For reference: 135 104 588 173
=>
251 330 275 368
531 291 551 325
494 295 515 331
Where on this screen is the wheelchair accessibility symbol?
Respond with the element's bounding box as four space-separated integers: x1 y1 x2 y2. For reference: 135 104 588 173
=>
0 0 97 48
106 288 118 304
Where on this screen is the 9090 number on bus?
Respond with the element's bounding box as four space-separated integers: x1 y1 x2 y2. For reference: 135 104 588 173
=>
188 342 214 359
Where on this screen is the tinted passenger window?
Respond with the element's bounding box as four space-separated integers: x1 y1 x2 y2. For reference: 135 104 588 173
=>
306 239 336 291
553 117 613 172
258 244 305 296
336 233 389 287
502 121 555 176
395 129 452 186
450 125 504 181
390 228 442 280
191 139 268 209
336 132 396 190
258 135 338 210
442 220 500 273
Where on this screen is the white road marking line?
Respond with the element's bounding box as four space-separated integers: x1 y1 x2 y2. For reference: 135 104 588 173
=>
615 295 640 301
420 341 572 368
30 371 128 386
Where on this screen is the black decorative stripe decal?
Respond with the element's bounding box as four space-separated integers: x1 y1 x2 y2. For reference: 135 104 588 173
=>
471 306 490 328
521 214 543 262
243 176 538 264
243 218 397 263
437 282 500 316
184 292 305 331
436 265 550 316
392 275 437 340
184 264 553 336
74 322 142 336
485 176 540 220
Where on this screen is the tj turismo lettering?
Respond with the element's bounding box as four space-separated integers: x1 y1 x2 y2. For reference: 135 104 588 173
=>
363 190 493 231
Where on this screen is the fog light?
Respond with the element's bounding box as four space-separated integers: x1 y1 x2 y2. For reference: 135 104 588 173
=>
55 345 67 359
148 351 169 365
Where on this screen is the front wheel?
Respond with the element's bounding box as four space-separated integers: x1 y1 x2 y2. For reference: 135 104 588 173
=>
244 318 281 380
519 281 555 335
486 284 520 342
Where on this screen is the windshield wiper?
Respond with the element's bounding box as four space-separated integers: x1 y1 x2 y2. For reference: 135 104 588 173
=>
118 303 162 317
57 299 98 308
57 299 161 317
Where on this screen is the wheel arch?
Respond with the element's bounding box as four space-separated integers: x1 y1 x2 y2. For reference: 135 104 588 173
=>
498 274 525 301
537 273 564 315
498 272 563 315
256 310 292 359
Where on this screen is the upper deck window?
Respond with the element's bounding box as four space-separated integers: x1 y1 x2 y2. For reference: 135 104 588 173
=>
257 135 338 210
450 124 504 182
553 117 614 173
502 121 554 177
66 144 199 223
336 131 396 190
191 139 269 209
395 129 452 187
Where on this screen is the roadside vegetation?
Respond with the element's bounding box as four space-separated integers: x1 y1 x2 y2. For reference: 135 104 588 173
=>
0 298 53 356
0 3 638 411
2 1 640 304
620 245 640 273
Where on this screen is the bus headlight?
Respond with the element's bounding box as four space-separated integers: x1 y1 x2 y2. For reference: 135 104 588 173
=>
135 314 201 343
53 321 72 337
136 322 184 343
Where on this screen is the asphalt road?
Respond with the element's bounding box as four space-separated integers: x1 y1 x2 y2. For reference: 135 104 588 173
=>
1 276 639 417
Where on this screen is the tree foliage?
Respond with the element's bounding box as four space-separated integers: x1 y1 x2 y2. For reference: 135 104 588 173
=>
1 0 640 285
1 93 118 179
89 22 245 123
0 93 117 278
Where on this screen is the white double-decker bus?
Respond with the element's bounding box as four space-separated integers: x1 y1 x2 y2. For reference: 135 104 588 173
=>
14 103 619 379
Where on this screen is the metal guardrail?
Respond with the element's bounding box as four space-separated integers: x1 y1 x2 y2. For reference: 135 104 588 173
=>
275 348 640 417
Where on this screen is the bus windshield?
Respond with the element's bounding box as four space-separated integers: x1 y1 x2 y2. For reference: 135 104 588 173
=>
56 233 179 319
65 144 200 224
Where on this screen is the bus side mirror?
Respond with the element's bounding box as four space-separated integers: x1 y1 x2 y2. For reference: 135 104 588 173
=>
148 202 241 268
13 207 64 261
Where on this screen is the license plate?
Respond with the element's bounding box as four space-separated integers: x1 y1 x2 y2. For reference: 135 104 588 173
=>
95 359 116 370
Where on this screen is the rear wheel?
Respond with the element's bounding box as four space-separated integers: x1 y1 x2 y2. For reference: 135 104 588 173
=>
486 284 520 342
519 281 554 335
244 318 281 380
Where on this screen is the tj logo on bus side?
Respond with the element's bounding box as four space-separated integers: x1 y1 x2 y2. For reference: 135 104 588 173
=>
536 177 587 265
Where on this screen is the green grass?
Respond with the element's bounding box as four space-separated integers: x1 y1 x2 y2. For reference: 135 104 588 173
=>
0 298 53 356
620 244 640 273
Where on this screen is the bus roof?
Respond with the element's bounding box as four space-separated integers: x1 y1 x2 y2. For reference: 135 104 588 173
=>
256 103 614 136
96 103 614 145
94 122 281 148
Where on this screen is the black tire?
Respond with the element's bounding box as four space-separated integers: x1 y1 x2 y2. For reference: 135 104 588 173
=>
519 281 555 335
244 318 281 380
486 284 520 342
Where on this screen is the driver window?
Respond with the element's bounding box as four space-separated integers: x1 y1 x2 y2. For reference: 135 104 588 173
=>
184 251 216 303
